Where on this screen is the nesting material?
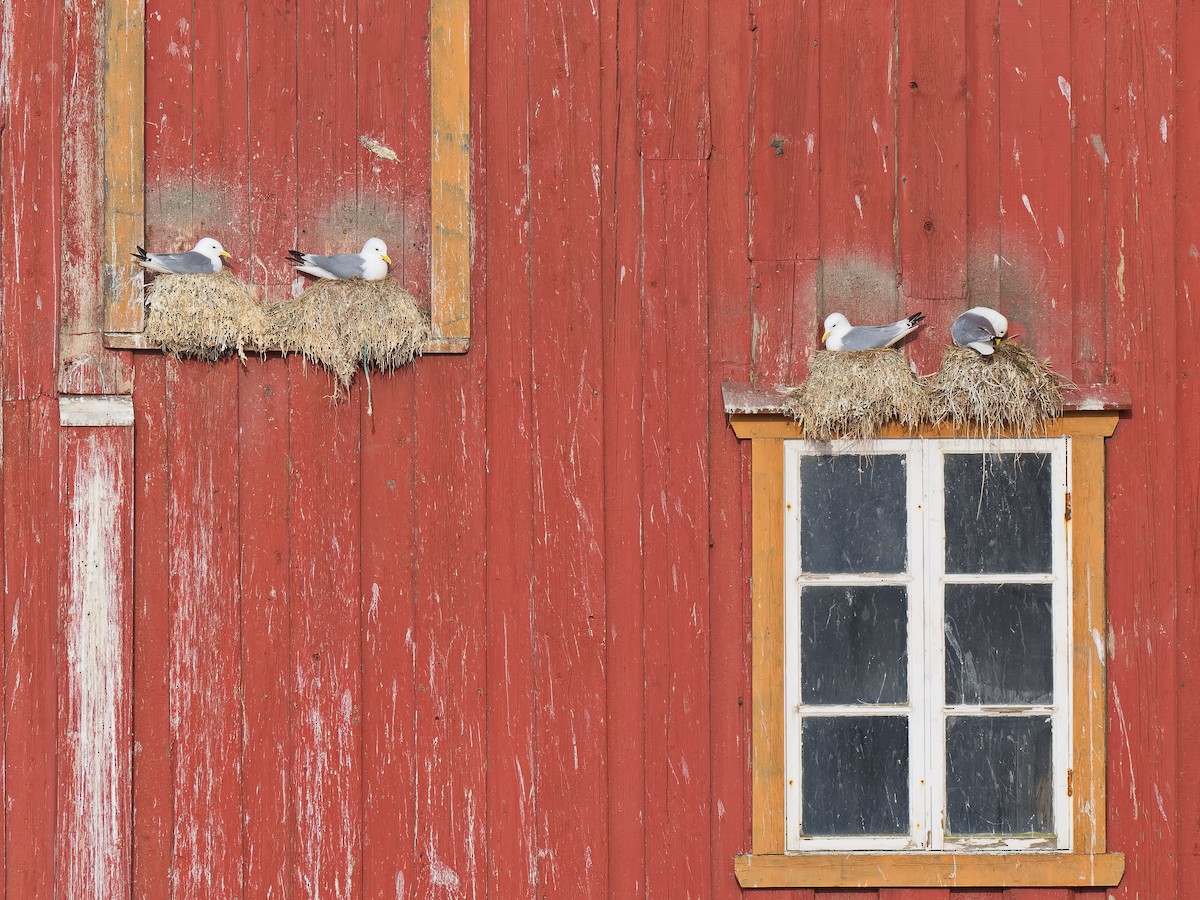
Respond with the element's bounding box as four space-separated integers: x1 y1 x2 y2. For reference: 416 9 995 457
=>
927 342 1064 436
144 272 271 360
784 350 929 441
273 277 430 390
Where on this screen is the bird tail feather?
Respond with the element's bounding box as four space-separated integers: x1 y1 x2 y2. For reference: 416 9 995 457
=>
132 246 149 261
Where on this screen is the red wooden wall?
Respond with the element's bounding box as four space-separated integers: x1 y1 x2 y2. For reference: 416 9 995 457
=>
0 0 1196 897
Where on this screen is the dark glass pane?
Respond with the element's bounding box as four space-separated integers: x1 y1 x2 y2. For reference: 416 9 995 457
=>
802 585 908 705
945 583 1053 705
944 453 1052 574
801 716 908 836
800 454 906 574
946 716 1053 835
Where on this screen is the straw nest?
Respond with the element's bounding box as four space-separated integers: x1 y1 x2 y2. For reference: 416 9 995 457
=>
927 342 1064 436
144 272 271 360
784 350 929 442
273 277 430 390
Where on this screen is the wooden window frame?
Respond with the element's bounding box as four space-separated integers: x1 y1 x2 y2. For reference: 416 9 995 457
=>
100 0 471 355
724 381 1128 890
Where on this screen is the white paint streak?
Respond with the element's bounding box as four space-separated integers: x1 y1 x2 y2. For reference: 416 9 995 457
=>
359 135 399 162
60 395 135 427
1057 76 1072 123
63 439 129 898
1160 115 1168 143
854 194 863 219
427 843 462 890
1111 684 1138 819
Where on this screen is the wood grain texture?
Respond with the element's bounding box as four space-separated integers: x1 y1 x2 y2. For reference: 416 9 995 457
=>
751 260 819 387
101 0 145 335
638 0 710 159
3 399 60 897
56 425 133 900
61 0 132 393
747 0 818 260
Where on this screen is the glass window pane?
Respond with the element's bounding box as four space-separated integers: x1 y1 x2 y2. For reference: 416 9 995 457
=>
801 716 909 836
800 454 907 574
944 453 1052 574
802 585 908 705
945 583 1054 705
946 716 1053 836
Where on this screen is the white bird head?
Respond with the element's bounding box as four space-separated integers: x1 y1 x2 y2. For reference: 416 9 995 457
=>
362 237 392 266
193 238 232 269
822 312 851 345
967 306 1008 339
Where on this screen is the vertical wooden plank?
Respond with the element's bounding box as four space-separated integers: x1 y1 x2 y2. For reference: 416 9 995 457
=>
643 159 712 900
526 0 608 892
242 0 298 892
62 0 133 393
897 0 967 373
167 361 243 900
602 0 646 893
56 424 133 900
706 0 754 894
637 0 710 159
748 0 819 261
3 399 60 897
239 363 293 900
818 0 899 325
357 0 421 895
998 0 1072 368
2 0 62 398
1176 0 1200 887
430 0 472 342
751 260 819 387
102 0 146 334
750 438 784 853
483 0 537 893
1068 0 1107 383
1104 0 1178 896
291 0 363 896
964 0 1001 312
131 356 172 900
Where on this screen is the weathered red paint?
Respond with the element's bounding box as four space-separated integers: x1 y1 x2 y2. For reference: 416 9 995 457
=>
1 0 1196 897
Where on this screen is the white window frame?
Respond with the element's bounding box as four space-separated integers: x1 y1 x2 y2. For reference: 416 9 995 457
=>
782 437 1071 854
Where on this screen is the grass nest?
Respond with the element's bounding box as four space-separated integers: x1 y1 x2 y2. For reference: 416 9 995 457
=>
272 277 430 391
144 272 271 361
927 342 1065 436
784 349 929 441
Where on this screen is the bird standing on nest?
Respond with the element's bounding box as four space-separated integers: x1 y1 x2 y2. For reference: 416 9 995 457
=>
133 237 231 274
288 238 392 281
822 311 926 350
951 306 1009 356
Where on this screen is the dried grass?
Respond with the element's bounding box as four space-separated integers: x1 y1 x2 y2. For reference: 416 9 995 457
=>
271 277 430 391
927 342 1064 436
784 350 929 441
144 272 271 361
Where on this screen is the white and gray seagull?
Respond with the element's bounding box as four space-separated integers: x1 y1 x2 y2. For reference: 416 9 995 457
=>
287 238 392 281
822 311 926 351
132 237 231 274
951 306 1009 356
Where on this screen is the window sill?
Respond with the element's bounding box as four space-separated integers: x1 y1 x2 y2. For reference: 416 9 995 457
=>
734 851 1125 889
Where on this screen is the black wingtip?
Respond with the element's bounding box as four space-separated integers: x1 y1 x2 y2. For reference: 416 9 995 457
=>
908 312 926 326
287 249 305 260
132 245 148 260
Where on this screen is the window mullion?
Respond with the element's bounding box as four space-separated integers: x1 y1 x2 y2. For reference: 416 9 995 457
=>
925 442 948 850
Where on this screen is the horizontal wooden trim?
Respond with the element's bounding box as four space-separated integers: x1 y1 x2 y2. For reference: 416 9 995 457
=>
723 380 1132 416
59 395 135 427
729 411 1120 440
102 332 470 355
734 852 1125 889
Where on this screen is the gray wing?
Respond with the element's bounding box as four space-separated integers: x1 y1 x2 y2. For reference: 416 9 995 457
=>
301 252 366 279
951 311 998 347
152 250 218 274
839 322 913 350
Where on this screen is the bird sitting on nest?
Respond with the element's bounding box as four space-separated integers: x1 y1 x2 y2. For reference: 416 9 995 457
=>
822 311 926 350
133 237 231 274
951 306 1009 355
288 238 392 281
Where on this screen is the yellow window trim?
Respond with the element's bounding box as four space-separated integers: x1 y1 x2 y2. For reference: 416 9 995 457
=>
727 382 1127 890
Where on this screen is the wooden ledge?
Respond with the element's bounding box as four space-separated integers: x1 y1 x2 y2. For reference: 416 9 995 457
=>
723 380 1133 416
734 852 1126 889
103 332 470 355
